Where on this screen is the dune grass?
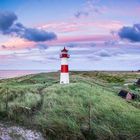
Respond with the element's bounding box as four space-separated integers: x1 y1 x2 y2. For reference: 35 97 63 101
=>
0 71 139 140
33 83 140 140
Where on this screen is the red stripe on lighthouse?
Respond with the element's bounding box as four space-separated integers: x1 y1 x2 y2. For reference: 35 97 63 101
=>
61 65 68 73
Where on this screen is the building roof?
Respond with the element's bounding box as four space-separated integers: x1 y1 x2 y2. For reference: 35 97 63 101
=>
136 78 140 85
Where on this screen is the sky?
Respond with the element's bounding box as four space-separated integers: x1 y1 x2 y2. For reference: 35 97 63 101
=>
0 0 140 71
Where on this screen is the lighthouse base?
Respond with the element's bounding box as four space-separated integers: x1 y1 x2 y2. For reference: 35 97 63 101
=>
60 73 69 84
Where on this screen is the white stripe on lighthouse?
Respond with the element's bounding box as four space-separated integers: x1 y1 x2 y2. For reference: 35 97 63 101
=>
60 73 69 84
61 58 68 65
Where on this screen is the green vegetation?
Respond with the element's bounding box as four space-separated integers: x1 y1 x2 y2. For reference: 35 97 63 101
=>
0 71 140 140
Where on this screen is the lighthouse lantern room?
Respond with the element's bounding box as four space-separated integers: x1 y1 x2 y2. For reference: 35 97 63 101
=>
60 47 70 84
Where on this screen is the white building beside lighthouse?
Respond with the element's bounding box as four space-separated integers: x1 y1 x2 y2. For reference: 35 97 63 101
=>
60 47 70 84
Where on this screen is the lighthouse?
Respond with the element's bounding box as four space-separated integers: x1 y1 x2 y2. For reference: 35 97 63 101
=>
60 47 70 84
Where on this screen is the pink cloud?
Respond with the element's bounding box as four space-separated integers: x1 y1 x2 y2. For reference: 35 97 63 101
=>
38 22 79 33
0 38 35 50
49 34 116 45
39 20 123 34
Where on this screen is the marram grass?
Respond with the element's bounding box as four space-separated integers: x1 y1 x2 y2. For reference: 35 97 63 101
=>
0 72 139 140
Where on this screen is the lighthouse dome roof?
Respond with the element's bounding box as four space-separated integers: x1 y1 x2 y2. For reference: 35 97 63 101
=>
61 47 68 52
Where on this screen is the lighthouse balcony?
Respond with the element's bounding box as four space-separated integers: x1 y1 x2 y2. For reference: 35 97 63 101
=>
60 54 70 58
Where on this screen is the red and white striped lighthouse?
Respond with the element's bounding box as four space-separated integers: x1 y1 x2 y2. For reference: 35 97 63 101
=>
60 47 70 84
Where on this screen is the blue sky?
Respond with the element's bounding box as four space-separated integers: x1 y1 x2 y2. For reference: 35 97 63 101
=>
0 0 140 70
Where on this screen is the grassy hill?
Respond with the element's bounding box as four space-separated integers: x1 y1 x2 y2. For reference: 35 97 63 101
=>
0 71 140 140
